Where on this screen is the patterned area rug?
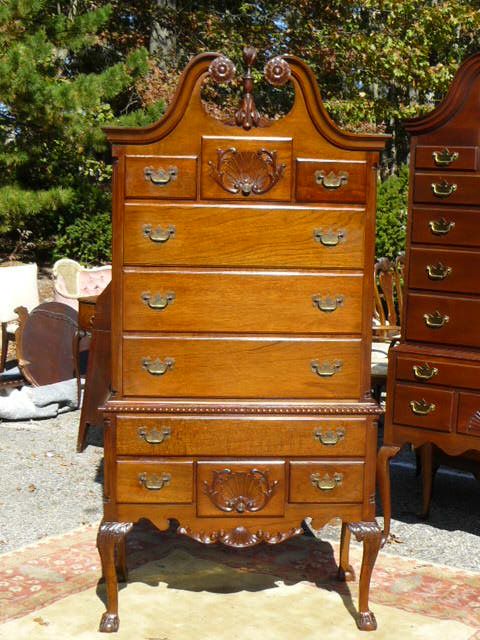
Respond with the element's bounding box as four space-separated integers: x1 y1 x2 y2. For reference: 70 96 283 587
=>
0 521 479 639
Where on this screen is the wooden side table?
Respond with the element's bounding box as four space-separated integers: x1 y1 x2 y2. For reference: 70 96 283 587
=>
76 284 111 452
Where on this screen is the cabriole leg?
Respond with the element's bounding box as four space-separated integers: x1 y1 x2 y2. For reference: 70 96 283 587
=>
97 521 133 633
376 445 400 544
348 521 382 631
338 521 355 581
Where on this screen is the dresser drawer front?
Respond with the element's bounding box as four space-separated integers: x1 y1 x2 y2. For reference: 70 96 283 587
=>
200 137 292 201
125 156 197 200
289 460 364 503
295 159 367 204
116 415 368 456
197 460 285 516
116 459 193 503
411 208 480 248
396 354 480 391
123 270 363 334
122 336 362 399
415 146 478 171
392 384 454 432
123 205 365 269
457 392 480 436
405 293 480 349
409 247 480 295
413 173 480 206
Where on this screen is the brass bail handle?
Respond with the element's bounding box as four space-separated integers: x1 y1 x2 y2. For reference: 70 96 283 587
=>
410 399 436 416
310 472 343 491
312 294 344 313
431 179 457 198
428 218 455 236
144 165 178 186
143 224 176 244
138 472 172 491
311 360 343 378
423 311 449 329
315 170 349 189
426 263 452 281
413 363 438 381
432 148 459 166
313 229 345 247
142 357 175 376
141 291 176 311
313 427 346 446
138 426 172 445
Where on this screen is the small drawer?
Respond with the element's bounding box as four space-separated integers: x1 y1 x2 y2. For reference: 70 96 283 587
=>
289 460 364 503
122 336 362 399
415 146 478 171
123 204 366 269
125 156 197 199
392 384 454 432
116 459 193 503
201 137 292 201
396 353 480 391
457 392 480 437
409 247 480 295
414 173 480 206
196 460 285 516
405 293 480 350
116 415 368 457
411 208 480 248
122 270 363 334
295 159 367 204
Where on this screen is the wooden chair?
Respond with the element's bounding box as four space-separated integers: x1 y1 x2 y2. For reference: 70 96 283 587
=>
371 254 405 402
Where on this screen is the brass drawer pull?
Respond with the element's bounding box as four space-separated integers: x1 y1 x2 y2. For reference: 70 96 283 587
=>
312 294 344 313
410 399 436 416
426 263 452 281
311 360 343 377
142 357 175 376
314 170 349 189
431 179 457 199
313 427 346 446
310 472 343 491
141 291 175 311
428 218 455 236
138 426 172 445
313 229 345 247
144 165 178 186
143 224 176 243
432 148 459 166
413 363 439 381
138 472 171 491
423 310 449 328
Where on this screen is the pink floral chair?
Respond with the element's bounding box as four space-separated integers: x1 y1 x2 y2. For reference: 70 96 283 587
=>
52 259 111 310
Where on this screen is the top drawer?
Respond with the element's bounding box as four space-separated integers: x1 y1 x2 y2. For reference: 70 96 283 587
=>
295 159 367 204
125 156 197 200
415 146 478 171
201 137 292 201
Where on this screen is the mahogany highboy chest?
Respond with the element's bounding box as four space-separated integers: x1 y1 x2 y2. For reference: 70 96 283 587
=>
98 48 389 632
382 53 480 529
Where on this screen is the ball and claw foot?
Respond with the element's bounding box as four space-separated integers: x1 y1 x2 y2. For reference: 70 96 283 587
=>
99 612 119 633
357 610 377 631
337 564 356 582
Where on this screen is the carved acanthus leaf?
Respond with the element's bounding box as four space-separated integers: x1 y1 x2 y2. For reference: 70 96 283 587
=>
177 525 303 548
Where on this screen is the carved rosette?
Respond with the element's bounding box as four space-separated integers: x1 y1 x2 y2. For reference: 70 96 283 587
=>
265 56 291 87
177 525 303 548
208 147 286 196
208 55 236 84
203 468 278 513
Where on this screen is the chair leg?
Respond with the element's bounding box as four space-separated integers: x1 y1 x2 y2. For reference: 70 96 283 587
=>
0 323 8 372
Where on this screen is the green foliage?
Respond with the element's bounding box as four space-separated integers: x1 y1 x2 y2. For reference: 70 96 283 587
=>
54 212 112 265
376 165 409 260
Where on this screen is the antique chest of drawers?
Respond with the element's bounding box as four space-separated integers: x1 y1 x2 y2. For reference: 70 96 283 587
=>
383 53 480 525
97 48 389 632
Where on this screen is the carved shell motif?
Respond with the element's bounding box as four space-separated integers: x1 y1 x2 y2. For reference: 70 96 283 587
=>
203 468 278 513
208 147 286 196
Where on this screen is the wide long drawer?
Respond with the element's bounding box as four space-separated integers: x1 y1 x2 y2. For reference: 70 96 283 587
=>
409 247 480 295
122 270 363 334
122 336 362 399
123 204 365 269
116 415 368 456
405 292 480 349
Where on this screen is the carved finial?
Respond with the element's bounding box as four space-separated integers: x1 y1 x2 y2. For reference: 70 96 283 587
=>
235 45 262 130
265 56 291 87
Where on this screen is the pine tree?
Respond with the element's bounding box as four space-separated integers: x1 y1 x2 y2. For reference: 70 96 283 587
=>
0 0 162 263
